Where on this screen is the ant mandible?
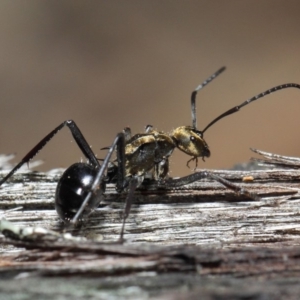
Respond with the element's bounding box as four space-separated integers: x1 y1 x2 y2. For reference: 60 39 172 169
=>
0 67 299 242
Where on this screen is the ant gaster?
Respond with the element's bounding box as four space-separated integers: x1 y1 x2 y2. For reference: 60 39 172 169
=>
0 67 299 242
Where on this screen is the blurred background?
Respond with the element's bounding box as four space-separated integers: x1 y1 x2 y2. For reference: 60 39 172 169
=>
0 0 300 176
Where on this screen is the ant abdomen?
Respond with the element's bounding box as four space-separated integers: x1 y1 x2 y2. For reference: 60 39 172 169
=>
55 163 105 222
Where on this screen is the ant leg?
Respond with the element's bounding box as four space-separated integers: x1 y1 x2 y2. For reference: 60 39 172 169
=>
123 127 132 142
186 157 198 170
0 120 99 185
101 126 131 151
71 132 126 224
208 172 259 200
94 131 140 242
153 157 170 183
119 176 140 242
165 170 259 201
145 125 154 133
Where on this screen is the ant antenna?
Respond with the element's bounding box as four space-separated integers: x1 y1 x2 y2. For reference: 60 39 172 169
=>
201 83 300 135
191 66 226 129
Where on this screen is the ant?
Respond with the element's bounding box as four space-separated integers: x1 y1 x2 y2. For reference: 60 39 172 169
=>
0 67 299 242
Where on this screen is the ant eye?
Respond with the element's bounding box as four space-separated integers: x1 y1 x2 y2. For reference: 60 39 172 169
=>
190 136 195 142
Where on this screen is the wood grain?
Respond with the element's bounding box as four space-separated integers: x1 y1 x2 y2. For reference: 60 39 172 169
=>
1 150 300 299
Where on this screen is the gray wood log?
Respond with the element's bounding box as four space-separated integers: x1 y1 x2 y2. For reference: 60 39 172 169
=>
1 149 300 299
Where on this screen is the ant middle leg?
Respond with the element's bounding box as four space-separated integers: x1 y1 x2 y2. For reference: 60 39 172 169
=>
70 132 126 224
118 176 141 242
70 131 141 242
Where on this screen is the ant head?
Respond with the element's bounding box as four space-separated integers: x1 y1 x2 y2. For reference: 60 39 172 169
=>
171 67 226 161
173 65 300 167
174 66 300 164
172 126 210 159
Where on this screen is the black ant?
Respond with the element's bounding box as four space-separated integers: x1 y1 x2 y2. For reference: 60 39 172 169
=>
0 67 299 242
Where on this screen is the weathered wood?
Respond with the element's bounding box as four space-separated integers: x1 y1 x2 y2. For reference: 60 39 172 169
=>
1 150 300 299
2 225 300 278
0 167 300 246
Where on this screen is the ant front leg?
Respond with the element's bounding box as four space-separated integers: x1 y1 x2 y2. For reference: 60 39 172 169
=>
165 171 260 201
